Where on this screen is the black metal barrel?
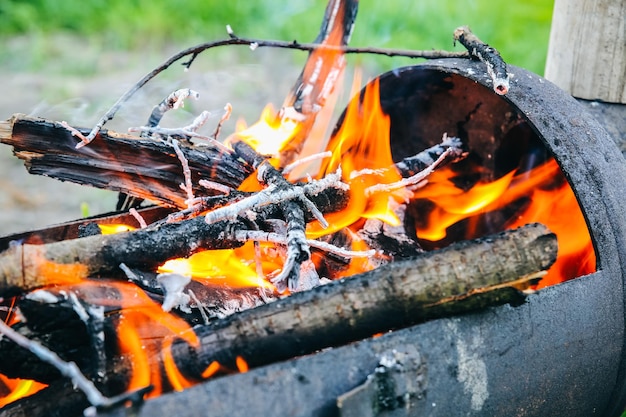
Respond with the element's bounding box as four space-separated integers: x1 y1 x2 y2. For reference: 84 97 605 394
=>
108 59 626 417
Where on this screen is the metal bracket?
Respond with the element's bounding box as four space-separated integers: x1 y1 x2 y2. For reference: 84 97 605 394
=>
337 345 426 417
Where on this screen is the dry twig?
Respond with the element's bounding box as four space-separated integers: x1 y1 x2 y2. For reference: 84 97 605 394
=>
454 26 510 95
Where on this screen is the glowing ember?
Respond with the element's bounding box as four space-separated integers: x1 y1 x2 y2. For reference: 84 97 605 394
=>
235 356 249 373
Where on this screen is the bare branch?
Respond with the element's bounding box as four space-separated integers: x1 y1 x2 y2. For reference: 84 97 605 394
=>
77 37 469 147
454 26 509 95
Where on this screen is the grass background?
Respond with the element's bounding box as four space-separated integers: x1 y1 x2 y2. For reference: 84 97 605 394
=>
0 0 554 75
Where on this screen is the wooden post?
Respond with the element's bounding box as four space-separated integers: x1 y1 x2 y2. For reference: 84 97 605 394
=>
544 0 626 103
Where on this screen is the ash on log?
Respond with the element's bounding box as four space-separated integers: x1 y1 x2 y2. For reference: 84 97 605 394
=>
0 223 556 401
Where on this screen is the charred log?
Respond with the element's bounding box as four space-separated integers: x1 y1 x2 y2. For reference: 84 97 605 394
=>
171 223 556 378
0 115 254 208
0 217 247 297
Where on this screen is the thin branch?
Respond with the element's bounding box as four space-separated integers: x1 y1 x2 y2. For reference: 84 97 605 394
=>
170 139 195 206
211 103 232 140
271 201 310 292
143 89 200 132
365 147 455 197
454 26 509 95
0 317 149 411
234 230 377 258
76 35 469 147
282 151 332 176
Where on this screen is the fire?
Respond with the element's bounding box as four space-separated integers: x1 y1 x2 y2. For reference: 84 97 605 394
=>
79 280 199 398
229 104 302 157
410 158 595 287
0 376 46 408
158 245 274 290
98 224 136 234
309 76 402 238
0 47 597 412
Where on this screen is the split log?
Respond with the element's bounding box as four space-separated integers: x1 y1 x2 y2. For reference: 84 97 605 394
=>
0 223 556 392
0 115 254 208
275 0 359 167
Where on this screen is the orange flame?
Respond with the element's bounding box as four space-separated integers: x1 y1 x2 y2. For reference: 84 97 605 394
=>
411 159 595 287
310 76 402 238
76 281 199 399
0 376 47 408
162 337 196 392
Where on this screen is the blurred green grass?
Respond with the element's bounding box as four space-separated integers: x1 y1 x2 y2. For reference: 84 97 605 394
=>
0 0 554 75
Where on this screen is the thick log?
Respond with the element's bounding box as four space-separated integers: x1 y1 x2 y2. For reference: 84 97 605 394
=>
0 223 556 393
172 223 556 377
0 115 254 208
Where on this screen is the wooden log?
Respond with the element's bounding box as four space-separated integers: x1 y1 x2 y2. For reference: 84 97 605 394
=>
545 0 626 103
0 223 556 391
0 217 247 297
0 115 255 208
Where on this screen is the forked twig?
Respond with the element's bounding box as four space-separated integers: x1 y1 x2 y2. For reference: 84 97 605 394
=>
454 26 510 95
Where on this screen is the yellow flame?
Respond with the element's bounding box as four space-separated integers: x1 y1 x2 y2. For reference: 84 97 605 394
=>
0 377 47 408
158 247 274 289
228 104 301 156
99 224 136 234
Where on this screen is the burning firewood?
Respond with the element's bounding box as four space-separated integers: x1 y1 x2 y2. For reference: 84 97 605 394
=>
0 223 556 408
0 134 465 296
0 0 521 413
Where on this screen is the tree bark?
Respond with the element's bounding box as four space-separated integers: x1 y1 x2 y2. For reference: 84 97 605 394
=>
0 217 246 297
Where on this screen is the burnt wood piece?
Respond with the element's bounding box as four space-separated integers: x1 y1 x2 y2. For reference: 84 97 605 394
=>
0 115 463 216
0 223 555 401
453 26 509 95
0 115 255 208
275 0 359 167
0 206 173 251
